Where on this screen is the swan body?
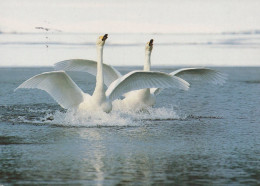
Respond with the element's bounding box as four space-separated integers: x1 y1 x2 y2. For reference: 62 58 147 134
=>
119 89 156 110
77 93 111 113
16 35 190 113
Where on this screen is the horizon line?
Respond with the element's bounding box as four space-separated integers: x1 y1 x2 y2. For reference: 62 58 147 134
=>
1 29 260 36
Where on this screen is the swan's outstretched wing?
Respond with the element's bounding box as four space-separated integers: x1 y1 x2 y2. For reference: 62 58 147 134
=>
151 67 226 95
54 59 122 87
15 71 84 109
170 67 227 85
106 70 190 101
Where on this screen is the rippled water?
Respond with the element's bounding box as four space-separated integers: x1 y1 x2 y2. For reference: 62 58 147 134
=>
0 66 259 185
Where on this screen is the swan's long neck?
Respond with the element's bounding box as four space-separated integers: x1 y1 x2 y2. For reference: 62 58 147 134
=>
142 49 152 94
144 50 151 71
93 45 105 97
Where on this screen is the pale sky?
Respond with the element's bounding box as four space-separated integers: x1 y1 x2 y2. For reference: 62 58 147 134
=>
1 0 260 33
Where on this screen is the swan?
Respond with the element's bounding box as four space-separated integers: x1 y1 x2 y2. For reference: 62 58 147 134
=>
118 39 160 109
15 34 190 113
122 39 226 109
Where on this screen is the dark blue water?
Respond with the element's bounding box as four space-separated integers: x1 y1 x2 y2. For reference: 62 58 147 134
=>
0 67 259 185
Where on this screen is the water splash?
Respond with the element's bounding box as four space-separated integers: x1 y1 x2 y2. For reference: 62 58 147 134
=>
0 104 183 127
45 106 182 127
0 104 224 128
48 109 135 127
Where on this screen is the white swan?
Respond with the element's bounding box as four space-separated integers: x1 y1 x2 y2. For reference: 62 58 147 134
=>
118 39 159 109
15 34 190 113
123 39 226 109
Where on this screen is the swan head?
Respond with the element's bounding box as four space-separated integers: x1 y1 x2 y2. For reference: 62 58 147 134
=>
96 34 108 46
145 39 153 52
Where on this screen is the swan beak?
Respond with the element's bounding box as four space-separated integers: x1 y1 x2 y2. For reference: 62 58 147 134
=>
149 39 153 46
102 34 108 41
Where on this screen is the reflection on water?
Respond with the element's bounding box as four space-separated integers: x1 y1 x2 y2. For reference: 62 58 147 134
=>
0 118 259 185
79 130 105 186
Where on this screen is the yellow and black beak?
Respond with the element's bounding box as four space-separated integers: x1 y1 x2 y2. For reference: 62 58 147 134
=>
149 39 153 46
102 34 108 41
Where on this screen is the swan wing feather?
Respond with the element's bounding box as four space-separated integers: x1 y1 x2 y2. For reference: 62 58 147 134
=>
151 67 227 95
106 71 190 101
54 59 122 87
15 71 84 109
170 67 227 85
